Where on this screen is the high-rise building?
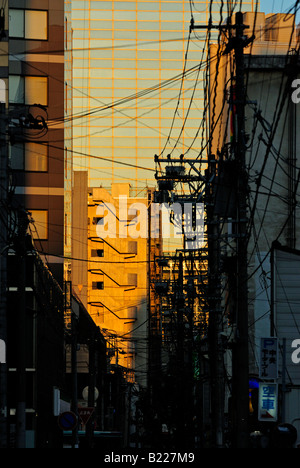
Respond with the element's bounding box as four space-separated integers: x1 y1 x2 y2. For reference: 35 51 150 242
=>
70 0 258 192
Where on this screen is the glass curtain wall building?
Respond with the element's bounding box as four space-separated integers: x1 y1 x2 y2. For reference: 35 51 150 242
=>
70 0 258 193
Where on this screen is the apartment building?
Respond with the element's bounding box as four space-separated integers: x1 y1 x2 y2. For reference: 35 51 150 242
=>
8 0 65 283
72 173 162 387
0 0 65 448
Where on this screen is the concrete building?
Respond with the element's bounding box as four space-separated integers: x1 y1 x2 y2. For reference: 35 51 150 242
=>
209 12 300 443
0 0 65 448
72 173 160 388
7 0 65 284
7 248 66 448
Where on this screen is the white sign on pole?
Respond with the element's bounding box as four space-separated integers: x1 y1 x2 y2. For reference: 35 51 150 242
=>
0 339 6 364
258 383 278 422
259 337 278 380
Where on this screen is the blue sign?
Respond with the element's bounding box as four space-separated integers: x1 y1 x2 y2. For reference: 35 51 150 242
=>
259 337 278 380
58 412 78 431
258 383 278 422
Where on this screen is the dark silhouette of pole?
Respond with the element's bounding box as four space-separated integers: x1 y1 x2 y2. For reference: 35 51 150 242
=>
0 101 8 448
231 12 250 449
15 210 29 449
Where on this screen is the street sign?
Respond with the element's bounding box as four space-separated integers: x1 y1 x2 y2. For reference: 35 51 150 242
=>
259 337 278 380
58 412 78 431
258 383 278 422
78 407 95 426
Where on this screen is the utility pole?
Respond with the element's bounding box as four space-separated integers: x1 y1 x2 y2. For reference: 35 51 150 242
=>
71 305 79 449
175 253 185 447
193 11 252 448
15 209 29 449
86 332 97 448
155 11 252 450
229 12 251 449
206 153 225 448
287 50 298 250
0 99 8 448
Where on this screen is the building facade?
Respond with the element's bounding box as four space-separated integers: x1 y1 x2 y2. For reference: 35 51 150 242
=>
1 0 65 448
72 174 157 387
8 0 65 284
70 0 257 192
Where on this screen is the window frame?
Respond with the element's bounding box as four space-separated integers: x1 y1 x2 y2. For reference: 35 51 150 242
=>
92 282 104 291
9 75 48 106
91 249 104 258
9 141 48 173
25 142 48 173
9 9 48 41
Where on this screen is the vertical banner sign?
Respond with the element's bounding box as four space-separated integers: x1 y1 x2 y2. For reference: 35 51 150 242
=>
0 340 5 364
258 383 278 422
259 337 278 380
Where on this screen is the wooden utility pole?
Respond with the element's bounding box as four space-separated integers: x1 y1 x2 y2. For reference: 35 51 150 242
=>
15 210 29 449
0 100 8 448
287 51 298 250
200 11 252 448
206 153 225 448
86 332 97 448
176 253 185 446
156 11 252 450
230 12 251 449
71 305 79 449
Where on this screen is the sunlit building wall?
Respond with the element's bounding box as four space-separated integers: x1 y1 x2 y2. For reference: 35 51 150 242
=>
70 0 258 193
72 175 154 385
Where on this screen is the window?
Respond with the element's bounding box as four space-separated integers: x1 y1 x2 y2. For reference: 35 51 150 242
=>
9 76 24 104
9 76 48 106
92 217 104 226
29 210 48 240
25 142 48 172
26 76 48 106
9 142 48 172
128 241 138 255
9 9 48 40
92 282 104 290
128 273 138 288
9 10 24 38
9 143 23 170
91 249 104 258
